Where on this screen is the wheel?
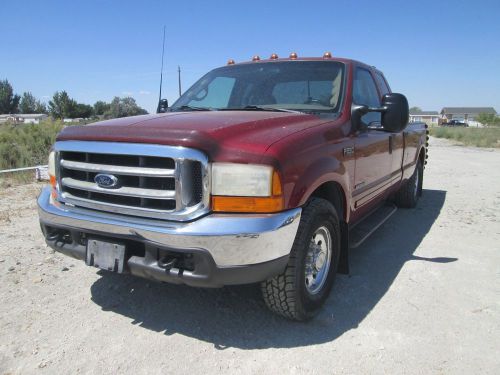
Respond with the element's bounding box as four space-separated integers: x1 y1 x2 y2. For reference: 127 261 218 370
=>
394 160 423 208
261 198 340 321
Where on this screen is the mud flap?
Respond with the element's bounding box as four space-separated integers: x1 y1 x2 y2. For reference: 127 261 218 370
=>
338 221 349 274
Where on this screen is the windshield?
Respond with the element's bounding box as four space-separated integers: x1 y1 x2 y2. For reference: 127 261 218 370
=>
170 61 345 113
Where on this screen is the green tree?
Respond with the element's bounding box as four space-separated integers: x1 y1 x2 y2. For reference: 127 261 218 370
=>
0 79 20 114
121 97 148 117
48 91 77 119
35 101 48 114
93 100 110 116
104 96 148 118
476 113 500 127
409 106 422 113
72 103 93 118
19 92 37 113
20 92 48 114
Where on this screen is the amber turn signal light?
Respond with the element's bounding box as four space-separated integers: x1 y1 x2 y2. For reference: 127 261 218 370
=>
49 175 57 199
211 196 284 213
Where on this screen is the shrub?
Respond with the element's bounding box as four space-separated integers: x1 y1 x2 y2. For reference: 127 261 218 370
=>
0 120 64 170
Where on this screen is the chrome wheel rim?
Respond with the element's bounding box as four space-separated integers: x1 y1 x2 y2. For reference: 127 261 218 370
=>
304 226 332 295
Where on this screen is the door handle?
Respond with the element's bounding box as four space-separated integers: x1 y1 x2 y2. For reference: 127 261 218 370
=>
389 134 395 154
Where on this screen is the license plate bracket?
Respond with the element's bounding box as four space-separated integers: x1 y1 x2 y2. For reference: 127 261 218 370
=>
86 239 126 273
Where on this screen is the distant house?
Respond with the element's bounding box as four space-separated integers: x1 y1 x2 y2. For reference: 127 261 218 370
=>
440 107 497 126
0 113 48 124
409 110 439 126
63 118 85 123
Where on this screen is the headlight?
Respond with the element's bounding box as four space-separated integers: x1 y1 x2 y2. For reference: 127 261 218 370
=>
211 163 284 213
48 151 56 177
212 163 273 197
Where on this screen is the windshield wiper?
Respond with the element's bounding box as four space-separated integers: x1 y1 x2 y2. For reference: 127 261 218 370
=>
170 105 214 112
220 105 301 113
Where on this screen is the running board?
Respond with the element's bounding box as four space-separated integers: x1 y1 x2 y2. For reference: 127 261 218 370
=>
349 204 397 248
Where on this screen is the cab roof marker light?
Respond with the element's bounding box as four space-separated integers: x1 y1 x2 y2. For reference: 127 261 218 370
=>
289 52 298 59
323 51 332 58
270 53 279 60
252 55 260 62
227 59 235 65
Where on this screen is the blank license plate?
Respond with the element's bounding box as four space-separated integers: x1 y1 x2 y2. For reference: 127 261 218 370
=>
86 239 126 273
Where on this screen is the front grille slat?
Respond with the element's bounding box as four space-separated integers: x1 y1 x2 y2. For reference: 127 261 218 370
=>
60 159 175 177
55 142 209 221
62 191 177 217
61 177 176 200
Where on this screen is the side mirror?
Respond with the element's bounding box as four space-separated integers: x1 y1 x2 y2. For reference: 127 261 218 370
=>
381 93 409 132
350 93 409 133
157 99 169 113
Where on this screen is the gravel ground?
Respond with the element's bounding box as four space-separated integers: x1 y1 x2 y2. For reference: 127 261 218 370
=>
0 137 499 375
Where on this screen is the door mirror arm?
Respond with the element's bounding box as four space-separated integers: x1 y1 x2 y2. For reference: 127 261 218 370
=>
351 104 387 131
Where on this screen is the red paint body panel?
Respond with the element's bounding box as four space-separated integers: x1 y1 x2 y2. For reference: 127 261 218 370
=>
58 111 327 164
56 57 427 225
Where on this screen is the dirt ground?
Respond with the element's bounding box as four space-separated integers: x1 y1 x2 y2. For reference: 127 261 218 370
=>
1 137 499 375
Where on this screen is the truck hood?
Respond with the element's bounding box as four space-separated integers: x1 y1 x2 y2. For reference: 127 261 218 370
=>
57 111 330 161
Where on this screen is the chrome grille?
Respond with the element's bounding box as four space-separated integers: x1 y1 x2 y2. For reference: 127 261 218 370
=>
54 141 210 221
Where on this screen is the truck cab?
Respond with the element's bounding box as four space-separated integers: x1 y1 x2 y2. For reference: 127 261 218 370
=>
38 52 428 320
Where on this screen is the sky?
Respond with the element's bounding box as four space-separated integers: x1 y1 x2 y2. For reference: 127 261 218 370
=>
1 0 499 114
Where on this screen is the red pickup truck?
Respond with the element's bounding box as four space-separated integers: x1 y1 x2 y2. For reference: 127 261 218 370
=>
38 53 428 320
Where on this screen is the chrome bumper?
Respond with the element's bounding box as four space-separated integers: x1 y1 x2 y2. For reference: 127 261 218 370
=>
37 187 301 267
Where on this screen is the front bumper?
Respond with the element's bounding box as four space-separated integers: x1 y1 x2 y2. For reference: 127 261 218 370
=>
38 187 301 287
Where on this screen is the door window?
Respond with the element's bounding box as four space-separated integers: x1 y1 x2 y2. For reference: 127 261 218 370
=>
353 68 381 126
374 72 390 96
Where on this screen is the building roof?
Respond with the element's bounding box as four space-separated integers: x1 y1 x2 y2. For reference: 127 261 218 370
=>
441 107 497 115
410 110 439 116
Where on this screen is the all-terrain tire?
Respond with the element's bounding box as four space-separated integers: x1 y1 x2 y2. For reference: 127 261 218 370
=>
261 198 340 321
394 160 423 208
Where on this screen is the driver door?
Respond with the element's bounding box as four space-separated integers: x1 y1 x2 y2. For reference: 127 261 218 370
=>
352 67 393 211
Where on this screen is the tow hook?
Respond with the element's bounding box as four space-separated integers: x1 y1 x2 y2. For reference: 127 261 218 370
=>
157 256 178 271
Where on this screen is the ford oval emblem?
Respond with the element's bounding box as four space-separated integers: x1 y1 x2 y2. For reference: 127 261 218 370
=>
94 174 119 189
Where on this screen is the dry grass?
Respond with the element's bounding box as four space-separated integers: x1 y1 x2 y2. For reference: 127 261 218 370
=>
0 170 38 188
430 127 500 148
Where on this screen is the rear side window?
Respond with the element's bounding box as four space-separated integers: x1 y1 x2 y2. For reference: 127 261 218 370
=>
374 72 390 96
353 68 381 125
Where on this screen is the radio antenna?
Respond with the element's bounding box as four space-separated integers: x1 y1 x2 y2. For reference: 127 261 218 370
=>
157 26 166 113
178 65 182 97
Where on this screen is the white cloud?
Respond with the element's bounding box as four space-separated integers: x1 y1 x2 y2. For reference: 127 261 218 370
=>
139 90 151 95
121 91 133 96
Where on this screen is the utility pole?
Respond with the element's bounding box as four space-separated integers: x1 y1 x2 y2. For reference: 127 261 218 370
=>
178 65 182 97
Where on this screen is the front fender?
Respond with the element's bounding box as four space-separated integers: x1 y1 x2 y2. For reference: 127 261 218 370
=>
287 156 351 221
